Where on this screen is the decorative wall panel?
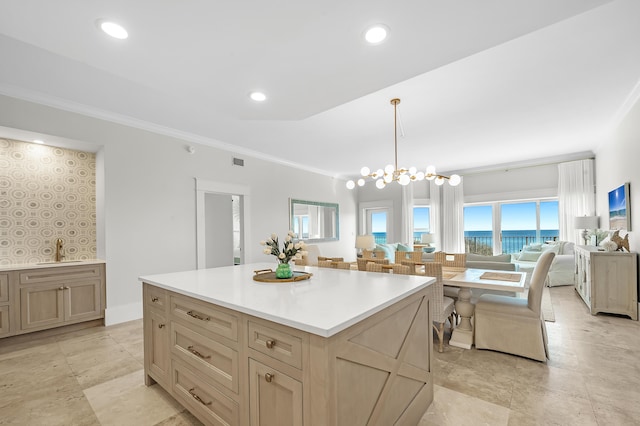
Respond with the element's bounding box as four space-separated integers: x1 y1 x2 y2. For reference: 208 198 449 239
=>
0 138 96 265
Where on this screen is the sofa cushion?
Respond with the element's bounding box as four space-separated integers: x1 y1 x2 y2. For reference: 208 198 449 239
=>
375 243 396 259
397 243 412 252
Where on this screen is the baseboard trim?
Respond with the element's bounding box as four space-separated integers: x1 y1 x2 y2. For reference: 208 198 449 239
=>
105 302 142 326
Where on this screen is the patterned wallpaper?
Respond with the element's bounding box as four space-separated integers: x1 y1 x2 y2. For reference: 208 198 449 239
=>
0 138 96 266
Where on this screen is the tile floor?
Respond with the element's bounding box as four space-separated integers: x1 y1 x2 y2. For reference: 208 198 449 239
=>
1 286 639 425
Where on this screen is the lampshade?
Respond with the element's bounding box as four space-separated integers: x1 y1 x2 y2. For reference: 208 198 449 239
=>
574 216 599 229
355 235 376 250
420 233 434 244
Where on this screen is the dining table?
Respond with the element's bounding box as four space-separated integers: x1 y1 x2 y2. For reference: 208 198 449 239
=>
441 267 527 349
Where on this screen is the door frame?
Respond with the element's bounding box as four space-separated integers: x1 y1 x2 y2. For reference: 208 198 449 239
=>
195 178 251 269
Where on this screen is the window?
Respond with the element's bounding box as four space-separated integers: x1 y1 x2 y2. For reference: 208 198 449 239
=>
413 206 430 244
464 199 559 254
369 210 388 244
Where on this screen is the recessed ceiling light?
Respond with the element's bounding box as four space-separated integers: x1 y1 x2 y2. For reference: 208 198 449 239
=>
250 92 267 102
33 139 44 144
97 20 128 39
364 24 389 44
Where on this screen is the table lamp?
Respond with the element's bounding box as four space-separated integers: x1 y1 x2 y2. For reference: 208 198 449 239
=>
355 235 376 257
574 216 599 245
421 233 436 253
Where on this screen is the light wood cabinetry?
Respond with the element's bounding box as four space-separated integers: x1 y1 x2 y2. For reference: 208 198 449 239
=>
574 245 638 320
143 282 433 426
0 262 106 339
0 273 10 337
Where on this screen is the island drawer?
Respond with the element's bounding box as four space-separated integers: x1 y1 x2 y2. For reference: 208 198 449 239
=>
171 321 239 394
144 285 167 311
170 294 239 343
172 359 240 426
19 265 103 285
248 320 302 369
0 273 8 303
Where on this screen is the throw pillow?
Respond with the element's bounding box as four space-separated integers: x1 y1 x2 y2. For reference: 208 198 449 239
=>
375 244 395 259
519 250 543 262
397 243 412 252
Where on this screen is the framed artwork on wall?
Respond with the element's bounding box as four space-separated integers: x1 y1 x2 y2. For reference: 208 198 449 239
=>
608 182 631 231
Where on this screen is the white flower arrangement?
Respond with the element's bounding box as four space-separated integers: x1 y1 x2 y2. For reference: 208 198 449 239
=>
260 231 307 264
601 240 618 252
587 229 610 246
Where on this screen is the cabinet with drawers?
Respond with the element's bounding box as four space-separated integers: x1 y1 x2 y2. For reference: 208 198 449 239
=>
574 245 637 320
142 279 433 426
0 262 106 339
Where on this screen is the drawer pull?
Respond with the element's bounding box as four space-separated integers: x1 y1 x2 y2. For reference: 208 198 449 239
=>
265 339 276 349
151 296 159 302
187 345 211 359
265 373 274 383
64 286 70 290
59 286 64 290
158 323 165 329
186 310 210 322
188 388 212 406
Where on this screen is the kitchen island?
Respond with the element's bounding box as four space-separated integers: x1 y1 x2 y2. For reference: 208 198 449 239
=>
140 263 435 425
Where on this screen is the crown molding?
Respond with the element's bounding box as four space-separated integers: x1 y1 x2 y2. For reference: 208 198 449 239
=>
0 84 339 179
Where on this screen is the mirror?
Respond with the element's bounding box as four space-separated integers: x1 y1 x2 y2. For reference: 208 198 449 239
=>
290 199 339 242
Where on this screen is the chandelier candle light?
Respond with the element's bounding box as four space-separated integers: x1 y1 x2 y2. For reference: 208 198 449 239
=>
346 98 461 189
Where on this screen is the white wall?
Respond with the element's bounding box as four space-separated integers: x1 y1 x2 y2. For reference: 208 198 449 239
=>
0 94 357 325
594 96 640 298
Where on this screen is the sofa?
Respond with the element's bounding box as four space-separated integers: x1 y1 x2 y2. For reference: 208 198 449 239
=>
512 241 575 287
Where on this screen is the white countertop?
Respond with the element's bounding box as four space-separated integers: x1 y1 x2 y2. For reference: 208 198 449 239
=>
139 263 434 338
0 259 106 272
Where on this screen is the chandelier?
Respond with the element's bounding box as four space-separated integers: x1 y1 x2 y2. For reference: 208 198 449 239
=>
346 98 461 189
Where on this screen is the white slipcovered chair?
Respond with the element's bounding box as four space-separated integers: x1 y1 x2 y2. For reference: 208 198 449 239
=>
474 251 555 362
423 262 456 353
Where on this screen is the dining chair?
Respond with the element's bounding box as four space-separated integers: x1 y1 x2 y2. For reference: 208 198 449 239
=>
391 264 412 275
434 252 467 299
317 260 334 268
362 250 386 260
423 262 456 353
356 258 389 271
474 251 555 362
394 251 423 264
334 261 351 270
365 262 389 273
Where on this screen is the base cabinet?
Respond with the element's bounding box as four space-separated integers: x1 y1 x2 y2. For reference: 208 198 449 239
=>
249 358 302 426
143 282 433 426
575 245 638 320
0 263 106 339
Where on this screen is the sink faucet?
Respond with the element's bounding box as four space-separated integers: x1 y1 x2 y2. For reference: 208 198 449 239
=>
55 238 65 262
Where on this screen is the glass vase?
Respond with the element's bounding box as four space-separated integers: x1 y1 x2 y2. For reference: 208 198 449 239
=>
275 262 293 279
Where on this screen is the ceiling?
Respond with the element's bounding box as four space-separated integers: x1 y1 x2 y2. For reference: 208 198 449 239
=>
1 0 639 180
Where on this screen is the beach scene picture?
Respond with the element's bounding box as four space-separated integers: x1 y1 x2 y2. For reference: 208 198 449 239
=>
608 183 630 231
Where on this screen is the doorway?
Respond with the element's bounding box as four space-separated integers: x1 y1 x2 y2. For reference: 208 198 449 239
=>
196 179 250 269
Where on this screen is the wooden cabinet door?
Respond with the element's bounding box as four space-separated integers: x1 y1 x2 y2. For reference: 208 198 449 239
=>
20 284 64 330
249 359 302 426
0 305 10 336
64 279 102 322
146 308 170 385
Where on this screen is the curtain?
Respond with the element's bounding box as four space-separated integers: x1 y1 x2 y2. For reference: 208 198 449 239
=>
430 179 465 253
557 159 596 244
400 184 414 244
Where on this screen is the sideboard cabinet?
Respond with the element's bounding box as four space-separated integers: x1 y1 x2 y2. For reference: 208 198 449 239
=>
574 245 637 320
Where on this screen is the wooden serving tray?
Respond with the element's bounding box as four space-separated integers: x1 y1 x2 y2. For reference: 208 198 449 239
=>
252 269 313 283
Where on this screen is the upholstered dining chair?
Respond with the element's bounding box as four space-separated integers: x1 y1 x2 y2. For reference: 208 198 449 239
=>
474 251 556 362
433 252 467 300
423 262 456 353
365 262 389 273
